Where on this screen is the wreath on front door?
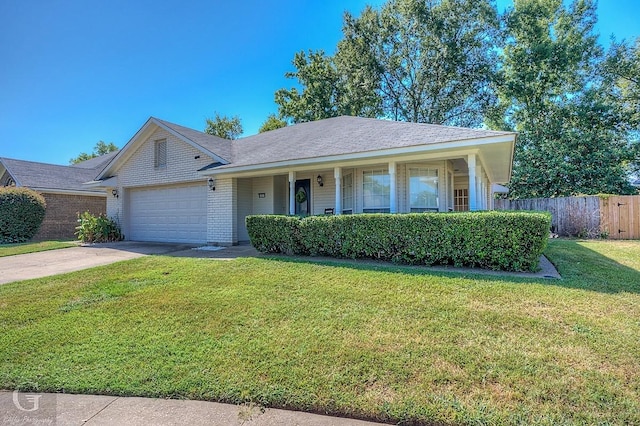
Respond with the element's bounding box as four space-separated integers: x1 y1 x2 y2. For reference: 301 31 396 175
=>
295 188 307 204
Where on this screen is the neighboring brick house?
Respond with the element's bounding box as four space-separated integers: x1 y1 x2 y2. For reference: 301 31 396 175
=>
87 116 516 245
0 153 116 240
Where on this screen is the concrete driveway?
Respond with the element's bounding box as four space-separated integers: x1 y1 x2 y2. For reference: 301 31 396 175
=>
0 242 258 285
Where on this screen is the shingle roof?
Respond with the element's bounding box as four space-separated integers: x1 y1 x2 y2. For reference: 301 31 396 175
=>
224 116 514 169
70 150 119 169
154 118 233 163
0 156 108 192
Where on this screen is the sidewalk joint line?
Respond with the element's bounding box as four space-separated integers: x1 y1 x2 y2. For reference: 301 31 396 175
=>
81 396 120 424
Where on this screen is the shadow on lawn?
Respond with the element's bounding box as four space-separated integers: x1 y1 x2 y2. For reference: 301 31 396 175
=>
543 239 640 294
261 239 640 295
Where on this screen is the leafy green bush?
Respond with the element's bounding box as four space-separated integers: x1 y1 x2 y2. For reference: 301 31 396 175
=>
0 187 46 243
75 211 123 243
246 211 551 271
245 215 302 255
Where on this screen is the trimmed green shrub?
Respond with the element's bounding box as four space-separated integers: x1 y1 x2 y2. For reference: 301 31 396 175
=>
246 211 551 272
245 215 302 255
0 187 46 243
75 211 123 243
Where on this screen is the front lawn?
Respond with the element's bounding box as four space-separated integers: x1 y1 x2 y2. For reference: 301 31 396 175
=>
1 239 639 424
0 240 76 257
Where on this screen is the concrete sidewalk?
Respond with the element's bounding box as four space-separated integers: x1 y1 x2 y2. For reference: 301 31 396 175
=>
0 391 387 426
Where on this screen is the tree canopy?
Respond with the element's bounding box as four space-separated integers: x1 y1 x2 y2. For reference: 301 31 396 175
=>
496 0 637 198
339 0 500 126
259 114 287 133
204 112 243 140
272 0 639 198
69 141 118 164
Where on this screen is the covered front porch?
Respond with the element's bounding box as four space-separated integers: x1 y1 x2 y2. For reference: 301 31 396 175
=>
215 153 497 243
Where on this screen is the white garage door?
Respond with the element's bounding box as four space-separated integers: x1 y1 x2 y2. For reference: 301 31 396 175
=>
128 184 207 244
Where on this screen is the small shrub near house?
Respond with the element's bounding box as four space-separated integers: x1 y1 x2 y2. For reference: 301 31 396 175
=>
247 211 551 272
75 211 123 243
244 215 302 255
0 187 46 243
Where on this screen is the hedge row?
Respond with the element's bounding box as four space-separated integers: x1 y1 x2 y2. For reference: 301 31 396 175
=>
246 211 551 272
0 187 46 244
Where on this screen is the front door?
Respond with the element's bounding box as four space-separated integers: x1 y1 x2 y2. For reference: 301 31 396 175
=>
294 179 311 215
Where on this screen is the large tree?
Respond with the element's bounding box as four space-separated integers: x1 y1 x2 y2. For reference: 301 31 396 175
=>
275 0 500 127
274 50 379 123
70 141 118 164
603 37 640 129
339 0 500 126
204 112 243 140
495 0 638 198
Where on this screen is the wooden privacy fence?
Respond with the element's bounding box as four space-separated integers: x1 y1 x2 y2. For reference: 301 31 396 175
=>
600 196 640 240
495 195 640 240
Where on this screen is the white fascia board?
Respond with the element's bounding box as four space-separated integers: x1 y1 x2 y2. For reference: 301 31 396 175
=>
200 134 514 177
203 149 480 179
96 118 228 180
83 176 118 188
152 118 230 165
32 188 107 197
96 118 157 180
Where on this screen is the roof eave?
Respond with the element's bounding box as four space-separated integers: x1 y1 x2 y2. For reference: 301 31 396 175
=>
201 134 516 177
96 117 230 180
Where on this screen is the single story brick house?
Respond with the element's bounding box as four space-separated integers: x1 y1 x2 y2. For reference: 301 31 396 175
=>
87 116 516 245
0 154 116 240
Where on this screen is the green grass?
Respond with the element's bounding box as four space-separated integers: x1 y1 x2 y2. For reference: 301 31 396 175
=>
0 240 76 257
1 239 639 425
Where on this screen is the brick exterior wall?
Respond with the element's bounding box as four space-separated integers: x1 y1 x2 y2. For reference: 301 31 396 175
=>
108 126 216 242
32 193 106 241
207 177 237 245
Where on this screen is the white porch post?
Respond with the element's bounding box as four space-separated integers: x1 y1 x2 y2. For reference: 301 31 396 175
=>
389 161 397 213
288 171 296 215
468 154 477 211
479 174 485 210
476 163 483 210
334 167 342 215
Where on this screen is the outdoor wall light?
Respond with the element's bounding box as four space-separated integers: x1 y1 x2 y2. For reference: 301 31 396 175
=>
111 188 119 198
208 177 216 191
317 175 324 187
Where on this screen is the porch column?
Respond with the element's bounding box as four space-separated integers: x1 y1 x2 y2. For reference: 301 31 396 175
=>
476 163 483 210
479 173 485 210
334 167 342 215
468 154 477 211
389 161 397 213
288 171 296 215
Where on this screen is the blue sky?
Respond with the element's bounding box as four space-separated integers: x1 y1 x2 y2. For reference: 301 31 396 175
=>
1 0 638 165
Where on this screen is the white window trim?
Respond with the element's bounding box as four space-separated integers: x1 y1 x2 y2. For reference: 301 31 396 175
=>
362 168 390 212
407 165 441 212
